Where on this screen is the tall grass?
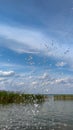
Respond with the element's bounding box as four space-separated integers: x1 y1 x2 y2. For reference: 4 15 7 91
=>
0 91 47 104
54 95 73 100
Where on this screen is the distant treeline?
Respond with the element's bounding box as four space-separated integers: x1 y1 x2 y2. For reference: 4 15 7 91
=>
0 91 47 104
54 95 73 100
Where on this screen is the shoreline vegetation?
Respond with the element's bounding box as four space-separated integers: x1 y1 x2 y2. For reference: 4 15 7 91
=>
0 91 73 104
0 91 47 104
54 95 73 100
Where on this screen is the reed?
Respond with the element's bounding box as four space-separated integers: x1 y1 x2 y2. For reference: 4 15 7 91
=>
54 95 73 100
0 91 47 104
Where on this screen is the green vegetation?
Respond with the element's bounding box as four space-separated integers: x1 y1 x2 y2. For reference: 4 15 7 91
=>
54 95 73 101
0 91 47 104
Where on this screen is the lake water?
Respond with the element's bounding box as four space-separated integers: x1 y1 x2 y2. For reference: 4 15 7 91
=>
0 96 73 130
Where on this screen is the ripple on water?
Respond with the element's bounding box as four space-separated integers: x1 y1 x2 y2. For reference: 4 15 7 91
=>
0 99 73 130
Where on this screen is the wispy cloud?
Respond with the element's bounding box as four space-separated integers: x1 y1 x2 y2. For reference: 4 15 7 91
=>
0 24 48 53
0 23 73 70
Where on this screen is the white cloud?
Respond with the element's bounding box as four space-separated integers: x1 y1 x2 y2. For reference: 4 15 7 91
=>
56 61 66 67
0 70 73 93
40 73 49 79
0 70 15 77
0 78 6 82
55 78 67 84
32 81 38 86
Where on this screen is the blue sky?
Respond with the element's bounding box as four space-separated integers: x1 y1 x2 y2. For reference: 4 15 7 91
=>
0 0 73 94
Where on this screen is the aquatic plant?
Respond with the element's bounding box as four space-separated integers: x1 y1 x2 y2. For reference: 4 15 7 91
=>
54 95 73 100
0 91 47 104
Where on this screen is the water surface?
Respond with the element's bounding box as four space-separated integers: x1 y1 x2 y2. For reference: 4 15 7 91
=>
0 96 73 130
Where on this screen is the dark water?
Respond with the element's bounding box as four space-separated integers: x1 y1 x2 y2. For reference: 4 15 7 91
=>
0 96 73 130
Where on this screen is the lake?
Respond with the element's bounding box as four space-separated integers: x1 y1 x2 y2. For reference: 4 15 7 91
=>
0 96 73 130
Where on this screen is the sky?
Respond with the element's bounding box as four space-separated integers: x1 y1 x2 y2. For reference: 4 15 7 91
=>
0 0 73 94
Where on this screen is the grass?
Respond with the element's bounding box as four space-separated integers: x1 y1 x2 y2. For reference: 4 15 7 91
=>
54 95 73 100
0 91 47 104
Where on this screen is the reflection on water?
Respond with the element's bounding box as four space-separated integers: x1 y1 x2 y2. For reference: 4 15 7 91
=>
0 96 73 130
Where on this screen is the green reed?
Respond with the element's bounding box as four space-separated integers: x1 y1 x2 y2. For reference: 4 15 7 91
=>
0 91 47 104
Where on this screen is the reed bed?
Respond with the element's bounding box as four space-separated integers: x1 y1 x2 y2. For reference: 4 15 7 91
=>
0 91 47 104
